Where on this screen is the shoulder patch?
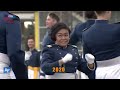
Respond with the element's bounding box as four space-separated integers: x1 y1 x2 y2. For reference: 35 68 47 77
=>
4 14 14 23
8 14 14 18
8 14 20 20
47 45 52 48
4 13 20 23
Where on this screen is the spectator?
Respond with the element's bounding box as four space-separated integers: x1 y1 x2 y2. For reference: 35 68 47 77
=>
25 35 40 79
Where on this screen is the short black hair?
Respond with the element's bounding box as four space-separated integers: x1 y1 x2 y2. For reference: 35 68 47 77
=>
85 11 97 19
50 22 71 41
48 13 60 22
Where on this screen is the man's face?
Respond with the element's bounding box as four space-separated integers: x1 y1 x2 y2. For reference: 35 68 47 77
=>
27 39 35 49
46 15 57 29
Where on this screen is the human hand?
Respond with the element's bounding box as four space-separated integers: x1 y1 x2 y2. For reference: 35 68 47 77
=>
85 53 95 64
62 53 73 63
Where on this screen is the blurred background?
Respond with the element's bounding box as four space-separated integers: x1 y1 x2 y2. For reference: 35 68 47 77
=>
10 11 120 52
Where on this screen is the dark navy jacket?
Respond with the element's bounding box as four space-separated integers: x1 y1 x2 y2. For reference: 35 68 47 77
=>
41 44 95 79
42 29 54 48
83 20 120 61
70 20 95 45
0 11 27 79
27 49 40 67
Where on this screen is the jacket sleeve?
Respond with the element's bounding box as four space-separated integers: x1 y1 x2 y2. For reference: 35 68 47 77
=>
41 47 60 75
79 34 96 79
82 32 92 59
77 56 96 79
5 16 21 57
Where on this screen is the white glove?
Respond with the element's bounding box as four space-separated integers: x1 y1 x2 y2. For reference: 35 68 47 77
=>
25 51 32 61
62 53 73 63
85 53 95 64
